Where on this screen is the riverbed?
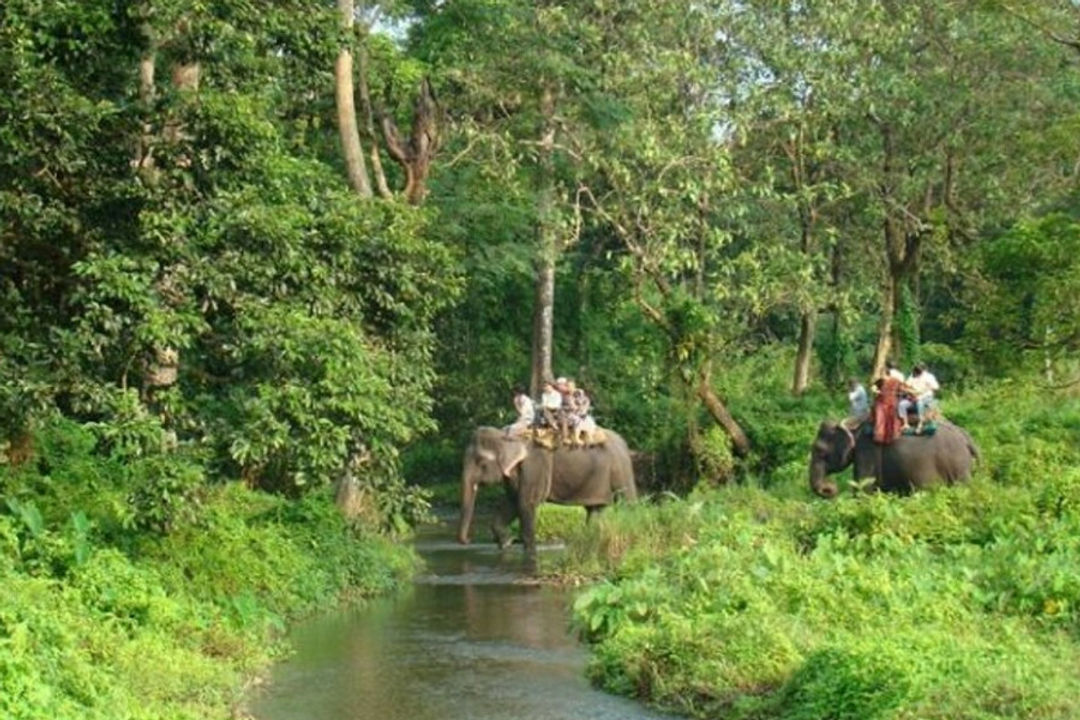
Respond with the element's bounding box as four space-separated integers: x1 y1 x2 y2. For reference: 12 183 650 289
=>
250 521 669 720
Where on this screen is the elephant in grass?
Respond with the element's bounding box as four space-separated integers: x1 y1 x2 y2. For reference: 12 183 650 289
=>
809 419 980 498
457 426 637 554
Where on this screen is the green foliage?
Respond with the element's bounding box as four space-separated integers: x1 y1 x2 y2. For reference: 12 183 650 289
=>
1 0 458 504
691 425 736 486
964 212 1080 375
777 648 912 720
0 479 415 720
555 373 1080 719
534 504 587 544
895 283 921 368
817 319 858 389
4 0 1080 717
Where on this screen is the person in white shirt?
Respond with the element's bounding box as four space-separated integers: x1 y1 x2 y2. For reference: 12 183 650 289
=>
842 378 870 430
506 386 535 438
540 381 562 430
899 364 940 432
569 384 595 446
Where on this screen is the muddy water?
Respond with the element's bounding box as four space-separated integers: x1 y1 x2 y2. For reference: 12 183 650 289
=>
250 521 668 720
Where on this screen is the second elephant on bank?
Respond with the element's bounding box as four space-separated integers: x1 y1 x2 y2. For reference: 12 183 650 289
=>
809 419 980 498
457 426 637 554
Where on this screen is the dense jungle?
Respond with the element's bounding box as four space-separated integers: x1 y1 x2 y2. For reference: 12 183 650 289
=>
2 1 1080 719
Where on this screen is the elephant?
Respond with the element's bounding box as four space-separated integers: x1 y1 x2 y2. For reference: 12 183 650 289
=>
809 419 979 498
457 426 637 554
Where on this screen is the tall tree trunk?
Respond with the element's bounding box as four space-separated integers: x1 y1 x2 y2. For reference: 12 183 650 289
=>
792 212 815 394
146 54 200 432
334 0 372 198
357 46 392 199
828 232 845 385
529 84 557 397
890 276 907 366
134 8 157 183
530 257 555 396
871 124 911 379
792 311 816 395
872 272 896 378
697 360 750 456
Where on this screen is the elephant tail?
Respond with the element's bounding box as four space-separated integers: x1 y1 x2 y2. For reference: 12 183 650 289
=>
964 430 981 466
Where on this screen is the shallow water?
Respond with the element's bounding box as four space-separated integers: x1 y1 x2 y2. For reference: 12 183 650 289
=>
250 521 669 720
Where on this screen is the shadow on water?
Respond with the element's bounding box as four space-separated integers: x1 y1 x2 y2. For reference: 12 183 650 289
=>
250 520 670 720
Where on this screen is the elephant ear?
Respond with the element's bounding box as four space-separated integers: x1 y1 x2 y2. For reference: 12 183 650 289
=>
497 438 529 478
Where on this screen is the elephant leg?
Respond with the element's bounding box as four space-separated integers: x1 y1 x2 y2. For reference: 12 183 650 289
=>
586 505 605 523
491 492 518 549
518 502 538 556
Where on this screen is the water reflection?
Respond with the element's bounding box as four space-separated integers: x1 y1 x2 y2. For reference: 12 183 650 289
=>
251 521 670 720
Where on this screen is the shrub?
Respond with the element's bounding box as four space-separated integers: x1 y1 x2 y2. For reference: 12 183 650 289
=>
1 449 416 720
564 411 1080 720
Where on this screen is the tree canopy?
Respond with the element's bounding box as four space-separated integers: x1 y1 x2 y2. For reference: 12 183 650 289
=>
2 0 1079 496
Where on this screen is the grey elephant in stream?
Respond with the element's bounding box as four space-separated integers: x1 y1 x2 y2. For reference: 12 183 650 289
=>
457 426 637 554
809 419 980 498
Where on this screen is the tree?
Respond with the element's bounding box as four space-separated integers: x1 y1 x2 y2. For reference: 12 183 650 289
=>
410 0 597 396
965 212 1080 381
335 0 374 197
0 0 458 525
725 0 1079 378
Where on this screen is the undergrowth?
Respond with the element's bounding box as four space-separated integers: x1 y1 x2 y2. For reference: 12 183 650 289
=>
0 419 416 720
557 374 1080 719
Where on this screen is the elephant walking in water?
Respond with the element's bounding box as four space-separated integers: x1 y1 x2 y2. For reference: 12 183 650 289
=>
809 420 979 498
457 426 637 554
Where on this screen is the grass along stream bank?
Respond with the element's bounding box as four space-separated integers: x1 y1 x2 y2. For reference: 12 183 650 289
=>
1 420 417 720
532 377 1080 719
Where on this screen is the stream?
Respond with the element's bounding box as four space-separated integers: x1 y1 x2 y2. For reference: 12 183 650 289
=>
250 520 669 720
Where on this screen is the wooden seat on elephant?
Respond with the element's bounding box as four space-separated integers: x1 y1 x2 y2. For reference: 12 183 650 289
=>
526 426 607 449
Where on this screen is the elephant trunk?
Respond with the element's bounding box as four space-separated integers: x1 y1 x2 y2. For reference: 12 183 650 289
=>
809 458 838 499
458 465 477 545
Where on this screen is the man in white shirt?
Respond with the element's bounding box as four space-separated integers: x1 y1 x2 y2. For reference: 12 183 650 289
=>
842 378 870 430
900 364 940 432
885 359 905 382
506 386 535 437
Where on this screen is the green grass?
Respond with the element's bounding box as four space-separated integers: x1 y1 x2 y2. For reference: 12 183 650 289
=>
0 479 416 720
555 373 1080 719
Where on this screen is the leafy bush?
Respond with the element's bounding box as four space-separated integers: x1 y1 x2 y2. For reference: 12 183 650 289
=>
560 381 1080 719
0 427 416 720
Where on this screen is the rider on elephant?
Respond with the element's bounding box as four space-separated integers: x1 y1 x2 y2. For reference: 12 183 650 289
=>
898 364 940 434
506 386 535 438
569 384 595 447
539 381 562 430
872 375 903 444
842 377 870 430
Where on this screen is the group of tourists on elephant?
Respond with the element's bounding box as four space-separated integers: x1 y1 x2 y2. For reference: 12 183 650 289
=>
809 357 976 499
506 377 598 447
845 360 942 443
459 398 634 553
